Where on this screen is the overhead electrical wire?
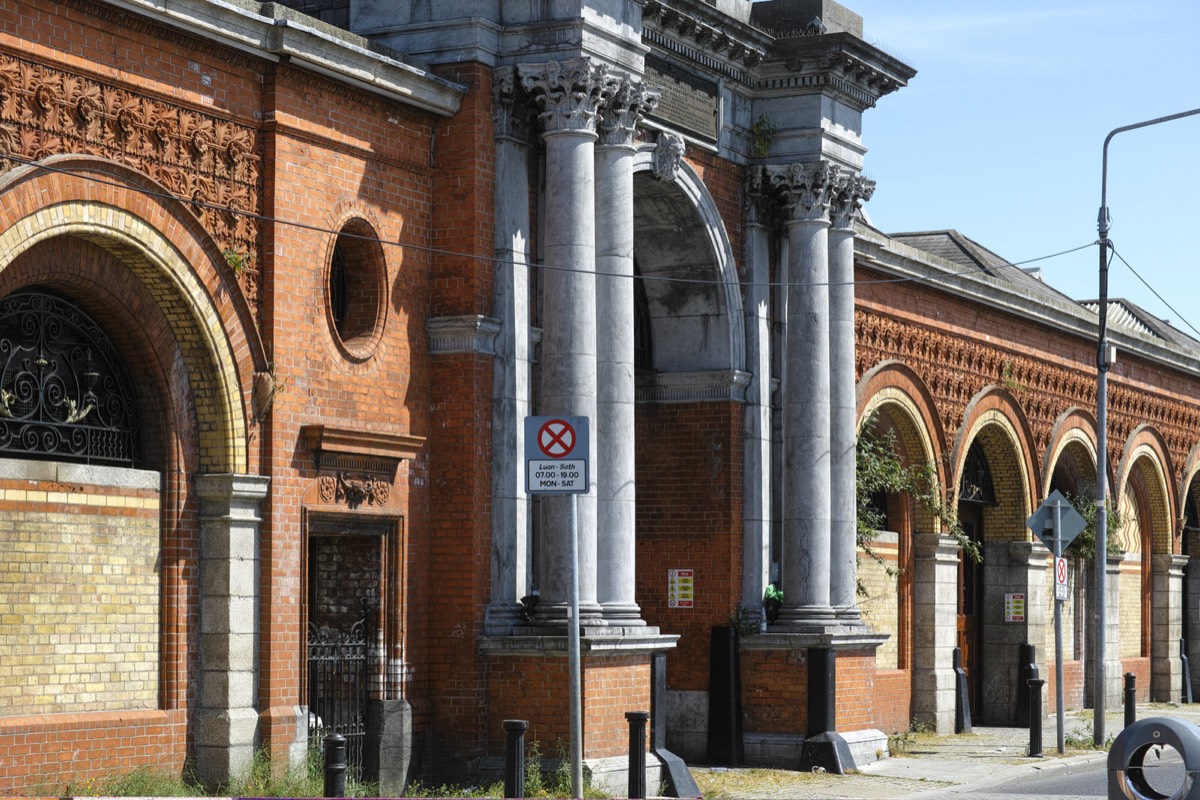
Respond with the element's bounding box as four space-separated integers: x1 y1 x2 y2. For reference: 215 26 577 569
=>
1107 243 1200 339
2 152 1103 293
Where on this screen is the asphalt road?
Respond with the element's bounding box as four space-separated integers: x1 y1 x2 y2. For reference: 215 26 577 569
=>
963 744 1186 799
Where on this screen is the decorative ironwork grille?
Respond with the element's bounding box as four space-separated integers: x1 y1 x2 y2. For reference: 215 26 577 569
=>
0 290 141 465
958 441 996 505
307 599 372 774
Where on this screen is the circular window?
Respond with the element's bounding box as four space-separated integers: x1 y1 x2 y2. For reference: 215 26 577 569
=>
326 219 386 361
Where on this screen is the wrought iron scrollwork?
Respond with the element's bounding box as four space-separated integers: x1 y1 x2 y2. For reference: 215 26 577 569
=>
0 290 141 465
959 441 996 505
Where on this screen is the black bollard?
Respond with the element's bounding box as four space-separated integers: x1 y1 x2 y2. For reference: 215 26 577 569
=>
1124 672 1137 728
323 733 347 798
1182 638 1193 704
1027 678 1045 758
503 720 528 800
627 711 649 800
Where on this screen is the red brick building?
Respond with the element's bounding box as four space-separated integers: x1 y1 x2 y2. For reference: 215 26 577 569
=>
1 0 1198 794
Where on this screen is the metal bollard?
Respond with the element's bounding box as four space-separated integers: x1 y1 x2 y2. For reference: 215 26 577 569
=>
503 720 528 799
627 711 649 800
1027 678 1045 758
323 733 347 798
1124 672 1137 729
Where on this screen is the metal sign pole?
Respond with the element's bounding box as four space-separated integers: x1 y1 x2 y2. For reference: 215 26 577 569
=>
569 492 583 798
1054 500 1065 754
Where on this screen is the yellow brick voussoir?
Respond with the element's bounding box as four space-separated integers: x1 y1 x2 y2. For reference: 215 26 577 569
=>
0 204 247 473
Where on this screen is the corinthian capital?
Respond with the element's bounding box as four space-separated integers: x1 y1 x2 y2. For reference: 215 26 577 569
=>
830 174 877 230
766 161 839 224
597 78 661 147
518 58 620 136
493 66 533 143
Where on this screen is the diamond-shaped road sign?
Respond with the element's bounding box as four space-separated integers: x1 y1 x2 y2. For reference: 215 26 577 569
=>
1027 489 1087 552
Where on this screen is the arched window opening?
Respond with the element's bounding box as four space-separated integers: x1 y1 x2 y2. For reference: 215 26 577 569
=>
0 288 141 466
959 441 996 505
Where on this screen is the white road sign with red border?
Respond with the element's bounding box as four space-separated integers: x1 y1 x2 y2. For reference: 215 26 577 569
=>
524 416 589 495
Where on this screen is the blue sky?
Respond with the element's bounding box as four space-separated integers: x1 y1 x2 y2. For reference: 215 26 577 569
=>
839 1 1200 335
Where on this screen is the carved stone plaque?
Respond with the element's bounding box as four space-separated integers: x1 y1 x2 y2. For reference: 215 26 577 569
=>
644 55 719 143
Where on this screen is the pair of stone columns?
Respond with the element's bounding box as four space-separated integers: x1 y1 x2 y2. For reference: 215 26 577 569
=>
766 162 874 628
509 58 659 626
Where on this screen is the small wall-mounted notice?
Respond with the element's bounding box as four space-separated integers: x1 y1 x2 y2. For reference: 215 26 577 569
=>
1004 593 1026 622
668 569 694 608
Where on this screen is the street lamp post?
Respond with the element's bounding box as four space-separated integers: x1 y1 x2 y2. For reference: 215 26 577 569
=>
1094 107 1200 746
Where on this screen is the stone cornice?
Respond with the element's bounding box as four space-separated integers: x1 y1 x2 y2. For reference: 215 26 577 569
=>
757 33 915 111
427 315 502 356
97 0 465 116
637 370 751 404
641 0 771 81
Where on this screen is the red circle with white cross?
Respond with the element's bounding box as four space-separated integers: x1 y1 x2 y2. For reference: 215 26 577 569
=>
1056 557 1068 585
537 419 576 458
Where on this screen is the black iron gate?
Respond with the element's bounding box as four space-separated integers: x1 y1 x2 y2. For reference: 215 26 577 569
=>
307 600 372 772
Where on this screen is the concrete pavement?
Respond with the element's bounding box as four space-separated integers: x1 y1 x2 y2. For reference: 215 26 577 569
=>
689 701 1200 799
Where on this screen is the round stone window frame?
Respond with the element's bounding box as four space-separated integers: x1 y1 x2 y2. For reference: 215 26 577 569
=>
325 218 388 362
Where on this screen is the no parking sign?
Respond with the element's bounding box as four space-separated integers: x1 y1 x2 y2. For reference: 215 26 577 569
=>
524 416 589 495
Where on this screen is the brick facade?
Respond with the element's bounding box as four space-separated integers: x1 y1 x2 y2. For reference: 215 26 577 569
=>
4 0 1200 790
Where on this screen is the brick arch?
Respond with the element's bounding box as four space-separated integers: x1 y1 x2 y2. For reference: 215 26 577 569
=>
1177 441 1200 532
858 359 949 490
1044 408 1098 496
0 156 259 473
1116 427 1175 556
955 388 1039 540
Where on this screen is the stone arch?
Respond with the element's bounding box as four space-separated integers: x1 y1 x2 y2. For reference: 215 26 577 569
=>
630 148 744 375
0 156 259 473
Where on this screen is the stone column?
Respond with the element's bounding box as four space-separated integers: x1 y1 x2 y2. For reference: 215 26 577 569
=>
194 473 270 788
912 532 961 733
1151 553 1187 701
768 161 836 626
488 67 535 632
828 175 874 621
520 58 617 622
742 167 774 622
595 77 658 627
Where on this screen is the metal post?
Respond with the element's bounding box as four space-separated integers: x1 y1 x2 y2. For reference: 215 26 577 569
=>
1095 106 1200 746
626 711 649 800
569 493 583 799
503 720 528 800
1028 678 1045 758
323 733 347 798
1124 672 1136 729
1053 500 1065 754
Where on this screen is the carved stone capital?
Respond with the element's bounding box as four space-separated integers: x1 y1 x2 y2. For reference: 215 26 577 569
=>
493 66 533 144
744 166 777 227
766 161 839 224
518 58 619 136
830 174 876 230
597 78 660 147
651 131 685 182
